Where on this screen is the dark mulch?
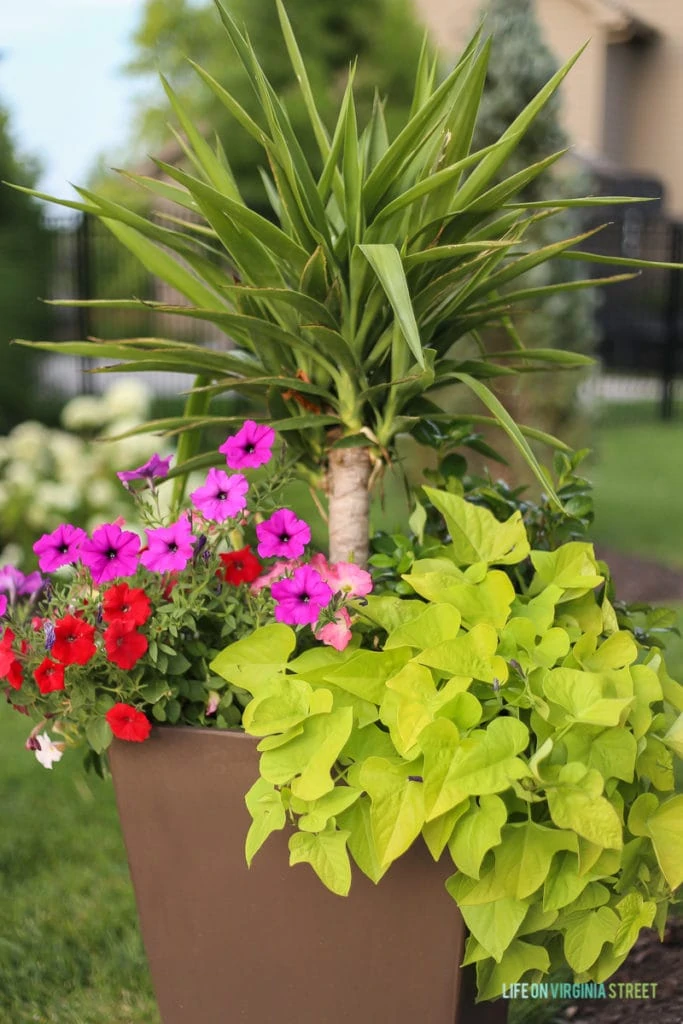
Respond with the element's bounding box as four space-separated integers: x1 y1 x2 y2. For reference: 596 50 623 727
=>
558 920 683 1024
595 547 683 603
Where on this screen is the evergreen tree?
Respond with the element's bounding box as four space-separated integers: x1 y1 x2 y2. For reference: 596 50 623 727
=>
0 98 49 431
473 0 597 449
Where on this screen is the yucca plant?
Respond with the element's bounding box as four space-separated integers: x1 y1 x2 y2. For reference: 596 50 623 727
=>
12 0 676 565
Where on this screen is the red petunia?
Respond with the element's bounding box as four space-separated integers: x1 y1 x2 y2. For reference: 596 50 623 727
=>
106 703 151 742
102 583 152 627
52 615 97 666
0 629 23 689
219 546 262 585
103 620 148 670
34 658 66 695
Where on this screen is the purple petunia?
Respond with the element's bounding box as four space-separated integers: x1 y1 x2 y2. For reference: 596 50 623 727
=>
33 524 87 573
117 453 172 487
140 517 196 573
256 509 311 560
0 595 6 618
271 565 333 626
190 468 248 523
219 421 275 470
0 565 43 599
80 524 141 584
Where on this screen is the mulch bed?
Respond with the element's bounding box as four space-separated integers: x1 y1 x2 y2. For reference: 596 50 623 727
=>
558 919 683 1024
595 547 683 603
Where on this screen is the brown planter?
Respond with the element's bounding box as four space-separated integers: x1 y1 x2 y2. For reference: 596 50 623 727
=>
110 726 508 1024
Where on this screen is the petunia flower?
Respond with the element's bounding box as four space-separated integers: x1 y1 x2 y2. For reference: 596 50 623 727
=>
33 732 64 770
33 523 87 573
106 703 152 742
219 420 275 470
256 509 311 560
271 565 333 626
0 565 43 599
52 615 97 666
140 517 196 573
116 453 172 486
250 558 301 593
104 620 148 670
219 546 262 585
0 627 21 685
326 561 373 599
0 595 6 618
190 468 249 523
102 583 152 627
315 607 353 651
80 524 141 584
34 658 66 695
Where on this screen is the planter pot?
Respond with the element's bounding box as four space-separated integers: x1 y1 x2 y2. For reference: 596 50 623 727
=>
110 726 508 1024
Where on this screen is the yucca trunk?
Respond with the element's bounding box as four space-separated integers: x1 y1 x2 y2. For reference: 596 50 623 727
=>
327 447 372 567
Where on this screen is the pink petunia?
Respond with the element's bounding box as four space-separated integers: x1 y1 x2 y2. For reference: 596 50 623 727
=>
250 559 302 593
256 509 311 560
326 561 373 599
271 565 333 626
190 468 248 523
140 517 196 573
219 421 275 470
33 523 87 573
80 524 140 584
315 607 353 651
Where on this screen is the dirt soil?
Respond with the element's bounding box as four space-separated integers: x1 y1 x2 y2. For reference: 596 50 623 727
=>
595 547 683 603
559 919 683 1024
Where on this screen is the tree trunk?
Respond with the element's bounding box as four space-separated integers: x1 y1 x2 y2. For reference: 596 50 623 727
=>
327 446 372 567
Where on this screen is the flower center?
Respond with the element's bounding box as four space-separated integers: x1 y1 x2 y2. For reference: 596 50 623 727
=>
279 533 290 543
299 591 310 603
58 544 69 554
106 548 118 560
168 543 178 553
217 491 226 500
245 443 255 453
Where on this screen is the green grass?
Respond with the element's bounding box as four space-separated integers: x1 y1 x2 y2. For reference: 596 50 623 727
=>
590 402 683 567
0 711 158 1024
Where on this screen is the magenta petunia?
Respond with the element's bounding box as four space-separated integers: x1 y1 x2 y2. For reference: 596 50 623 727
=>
271 565 333 626
219 421 275 470
0 565 43 598
117 453 172 486
190 468 248 523
140 517 196 573
0 595 6 618
80 524 141 584
33 524 87 573
256 509 311 560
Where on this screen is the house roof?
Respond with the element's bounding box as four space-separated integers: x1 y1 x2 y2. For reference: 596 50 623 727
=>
568 0 657 42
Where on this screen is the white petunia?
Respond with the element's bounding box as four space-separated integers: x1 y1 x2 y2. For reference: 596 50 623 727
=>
34 733 64 770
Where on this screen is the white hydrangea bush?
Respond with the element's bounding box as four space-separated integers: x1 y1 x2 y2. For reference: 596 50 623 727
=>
0 381 173 568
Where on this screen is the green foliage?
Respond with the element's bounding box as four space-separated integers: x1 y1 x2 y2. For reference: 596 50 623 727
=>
213 489 683 1000
0 100 50 431
18 1 663 506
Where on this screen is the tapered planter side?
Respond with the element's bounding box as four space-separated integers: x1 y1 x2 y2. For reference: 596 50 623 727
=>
110 727 507 1024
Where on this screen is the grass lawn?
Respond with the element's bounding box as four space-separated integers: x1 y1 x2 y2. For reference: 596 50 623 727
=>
0 710 158 1024
589 402 683 567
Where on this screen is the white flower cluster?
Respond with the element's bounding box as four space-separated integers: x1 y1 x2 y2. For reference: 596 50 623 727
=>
0 381 173 566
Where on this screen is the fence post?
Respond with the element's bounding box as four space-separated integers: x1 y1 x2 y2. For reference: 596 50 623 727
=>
662 221 682 420
75 213 93 394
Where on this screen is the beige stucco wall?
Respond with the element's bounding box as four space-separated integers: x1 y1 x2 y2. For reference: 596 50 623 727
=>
414 0 683 216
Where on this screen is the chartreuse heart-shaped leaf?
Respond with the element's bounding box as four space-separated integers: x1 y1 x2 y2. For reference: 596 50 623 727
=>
384 603 461 650
547 764 623 849
358 757 426 871
244 778 287 866
289 828 352 896
422 487 530 566
421 800 470 861
337 796 385 883
210 623 296 691
563 727 638 784
543 668 633 727
612 893 657 957
627 793 683 889
323 647 412 704
403 570 515 629
530 544 604 602
242 676 314 735
542 852 594 911
259 707 353 801
458 897 529 963
420 716 529 820
292 786 362 832
663 713 683 758
448 794 508 878
564 906 620 973
414 622 508 684
475 940 550 1001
